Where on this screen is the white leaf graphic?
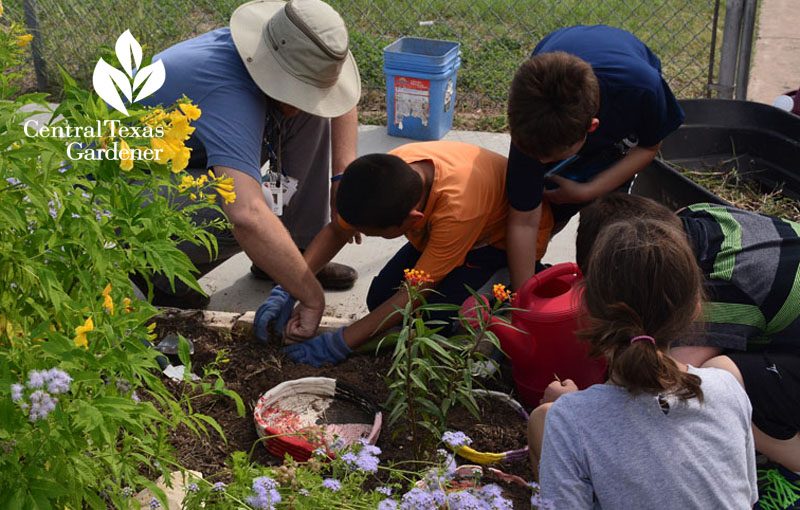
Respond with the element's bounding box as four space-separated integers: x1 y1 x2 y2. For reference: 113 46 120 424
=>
115 29 142 79
132 59 166 103
93 57 133 115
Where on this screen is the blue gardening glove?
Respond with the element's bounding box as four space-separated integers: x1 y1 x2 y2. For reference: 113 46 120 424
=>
283 327 352 367
254 286 296 344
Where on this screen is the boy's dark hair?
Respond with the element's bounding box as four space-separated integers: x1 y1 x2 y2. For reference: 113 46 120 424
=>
576 193 683 271
508 52 600 160
581 218 705 402
336 153 423 229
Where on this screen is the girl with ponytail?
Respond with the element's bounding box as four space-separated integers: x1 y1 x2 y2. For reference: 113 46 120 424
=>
528 218 757 509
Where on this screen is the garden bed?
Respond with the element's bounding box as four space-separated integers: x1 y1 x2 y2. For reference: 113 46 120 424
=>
151 312 535 507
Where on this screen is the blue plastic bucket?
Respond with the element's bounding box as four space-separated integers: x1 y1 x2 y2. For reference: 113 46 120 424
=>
383 37 461 140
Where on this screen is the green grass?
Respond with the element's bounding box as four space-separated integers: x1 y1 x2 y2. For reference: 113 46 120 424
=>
5 0 721 121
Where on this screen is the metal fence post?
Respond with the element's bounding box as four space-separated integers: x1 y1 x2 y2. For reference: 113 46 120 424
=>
735 0 759 100
22 0 49 91
716 0 745 99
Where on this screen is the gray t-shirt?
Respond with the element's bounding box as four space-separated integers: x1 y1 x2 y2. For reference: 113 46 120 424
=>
539 366 757 509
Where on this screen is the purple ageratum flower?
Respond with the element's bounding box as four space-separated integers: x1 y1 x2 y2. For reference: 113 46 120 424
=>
148 497 162 510
446 490 488 510
489 496 513 510
26 370 45 389
298 489 309 497
400 488 435 510
44 368 71 394
359 437 382 456
355 450 380 473
252 476 278 492
378 500 398 510
186 483 199 493
247 476 281 510
212 482 226 493
321 478 341 492
480 484 503 500
376 486 393 496
11 383 23 402
330 437 347 452
28 390 57 421
430 489 447 507
442 431 472 449
341 452 358 465
121 487 133 497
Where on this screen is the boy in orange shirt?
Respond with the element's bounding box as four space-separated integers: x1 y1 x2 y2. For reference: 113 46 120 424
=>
264 141 552 366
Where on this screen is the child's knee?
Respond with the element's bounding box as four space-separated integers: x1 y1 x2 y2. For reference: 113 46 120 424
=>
701 355 745 388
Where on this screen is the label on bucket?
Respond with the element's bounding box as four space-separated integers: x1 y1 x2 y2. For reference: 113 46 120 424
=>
394 76 430 128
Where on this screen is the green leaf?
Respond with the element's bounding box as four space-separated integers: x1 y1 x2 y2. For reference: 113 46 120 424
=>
177 334 191 369
194 414 227 444
27 477 68 500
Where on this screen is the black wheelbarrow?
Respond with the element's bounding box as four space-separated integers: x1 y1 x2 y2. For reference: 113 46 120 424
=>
631 99 800 210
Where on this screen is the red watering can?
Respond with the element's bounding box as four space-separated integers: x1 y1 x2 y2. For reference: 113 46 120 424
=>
490 262 607 406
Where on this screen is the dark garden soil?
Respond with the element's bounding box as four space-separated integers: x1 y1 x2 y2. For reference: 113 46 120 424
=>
152 312 535 508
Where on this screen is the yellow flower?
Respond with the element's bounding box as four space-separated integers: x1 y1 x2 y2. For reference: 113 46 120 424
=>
119 139 133 171
179 103 202 121
216 187 236 204
0 1 4 18
171 145 191 172
123 297 134 312
15 34 33 47
166 111 195 141
150 136 189 171
102 283 114 314
74 317 93 349
214 178 234 192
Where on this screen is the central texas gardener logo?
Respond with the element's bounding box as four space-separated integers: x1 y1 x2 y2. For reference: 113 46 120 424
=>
93 30 165 115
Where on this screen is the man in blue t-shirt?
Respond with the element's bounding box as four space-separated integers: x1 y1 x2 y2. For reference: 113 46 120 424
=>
504 25 685 290
139 0 360 337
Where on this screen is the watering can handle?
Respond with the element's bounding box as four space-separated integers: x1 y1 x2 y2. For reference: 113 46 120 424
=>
514 262 582 307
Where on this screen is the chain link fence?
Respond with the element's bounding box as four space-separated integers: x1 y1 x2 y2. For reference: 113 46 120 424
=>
5 0 721 126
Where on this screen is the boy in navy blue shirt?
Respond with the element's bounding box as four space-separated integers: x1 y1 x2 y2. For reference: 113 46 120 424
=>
504 25 685 291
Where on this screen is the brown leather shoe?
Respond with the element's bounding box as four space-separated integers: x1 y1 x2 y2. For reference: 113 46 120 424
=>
250 262 357 290
316 262 357 290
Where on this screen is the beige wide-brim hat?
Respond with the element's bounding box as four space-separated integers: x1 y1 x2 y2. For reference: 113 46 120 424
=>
230 0 361 118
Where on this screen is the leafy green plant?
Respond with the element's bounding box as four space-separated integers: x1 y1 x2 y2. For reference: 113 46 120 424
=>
0 22 242 509
381 269 513 460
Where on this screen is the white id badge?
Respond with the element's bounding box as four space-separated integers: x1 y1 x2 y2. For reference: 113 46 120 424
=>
261 175 284 215
282 175 299 206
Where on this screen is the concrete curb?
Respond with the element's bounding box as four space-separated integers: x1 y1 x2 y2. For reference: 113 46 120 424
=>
157 307 353 339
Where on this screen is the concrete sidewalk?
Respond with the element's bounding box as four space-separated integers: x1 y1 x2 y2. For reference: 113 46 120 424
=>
747 0 800 103
200 125 578 316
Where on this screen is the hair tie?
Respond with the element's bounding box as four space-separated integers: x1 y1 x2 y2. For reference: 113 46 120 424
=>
630 335 655 346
